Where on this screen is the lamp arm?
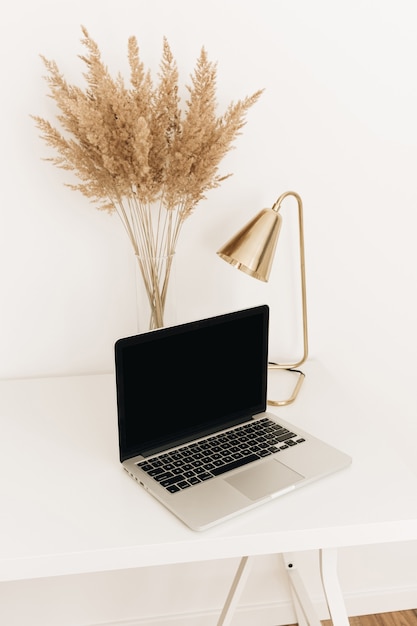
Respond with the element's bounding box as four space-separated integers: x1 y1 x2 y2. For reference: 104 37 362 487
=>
269 191 309 371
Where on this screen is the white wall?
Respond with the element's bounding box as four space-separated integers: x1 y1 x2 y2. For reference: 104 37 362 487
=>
1 0 416 624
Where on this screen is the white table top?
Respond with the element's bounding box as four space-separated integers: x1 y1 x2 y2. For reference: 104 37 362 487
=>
1 360 416 582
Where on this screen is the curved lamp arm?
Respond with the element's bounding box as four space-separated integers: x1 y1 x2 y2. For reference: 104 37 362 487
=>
267 191 308 406
269 191 309 369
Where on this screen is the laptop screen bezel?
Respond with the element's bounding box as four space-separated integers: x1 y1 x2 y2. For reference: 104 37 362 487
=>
115 305 269 462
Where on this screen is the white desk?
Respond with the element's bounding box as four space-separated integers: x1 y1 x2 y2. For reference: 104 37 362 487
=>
1 361 416 625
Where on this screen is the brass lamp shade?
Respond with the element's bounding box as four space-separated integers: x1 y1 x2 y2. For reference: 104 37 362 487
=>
217 209 282 282
217 191 308 407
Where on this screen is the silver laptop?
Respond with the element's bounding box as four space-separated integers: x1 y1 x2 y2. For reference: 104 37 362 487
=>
115 305 351 531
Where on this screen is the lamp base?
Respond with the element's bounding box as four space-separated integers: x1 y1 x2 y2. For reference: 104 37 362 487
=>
267 365 305 407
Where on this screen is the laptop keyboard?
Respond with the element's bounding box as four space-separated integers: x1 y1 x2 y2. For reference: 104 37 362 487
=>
136 417 306 493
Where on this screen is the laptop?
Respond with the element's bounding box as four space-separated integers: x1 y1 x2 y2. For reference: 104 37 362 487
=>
115 305 351 531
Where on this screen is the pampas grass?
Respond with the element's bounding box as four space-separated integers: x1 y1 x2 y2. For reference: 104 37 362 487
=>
33 26 263 328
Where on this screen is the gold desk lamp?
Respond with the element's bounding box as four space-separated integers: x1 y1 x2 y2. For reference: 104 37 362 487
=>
217 191 308 407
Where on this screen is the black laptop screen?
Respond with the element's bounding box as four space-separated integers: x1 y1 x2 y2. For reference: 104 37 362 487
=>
115 305 269 461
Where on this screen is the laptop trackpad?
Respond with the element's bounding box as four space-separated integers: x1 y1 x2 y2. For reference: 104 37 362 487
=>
225 459 304 501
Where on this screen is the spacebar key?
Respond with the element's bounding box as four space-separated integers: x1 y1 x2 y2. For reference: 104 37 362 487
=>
211 454 260 476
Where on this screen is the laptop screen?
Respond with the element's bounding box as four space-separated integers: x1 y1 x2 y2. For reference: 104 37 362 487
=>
115 305 269 461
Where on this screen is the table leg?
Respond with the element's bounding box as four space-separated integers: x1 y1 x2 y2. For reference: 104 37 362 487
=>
320 548 350 626
217 548 350 626
282 553 322 626
216 555 253 626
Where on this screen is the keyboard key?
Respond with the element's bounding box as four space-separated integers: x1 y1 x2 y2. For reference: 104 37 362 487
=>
148 467 164 477
189 477 201 485
160 475 184 487
154 471 173 481
258 449 272 457
137 462 153 472
199 472 212 481
177 481 191 489
211 453 260 476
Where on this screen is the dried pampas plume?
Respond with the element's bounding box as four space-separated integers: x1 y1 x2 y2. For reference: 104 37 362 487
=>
32 26 263 327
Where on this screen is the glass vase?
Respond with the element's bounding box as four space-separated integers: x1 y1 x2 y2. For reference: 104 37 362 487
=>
135 253 176 331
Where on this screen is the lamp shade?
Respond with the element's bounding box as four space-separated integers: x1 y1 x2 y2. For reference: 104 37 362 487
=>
217 208 282 282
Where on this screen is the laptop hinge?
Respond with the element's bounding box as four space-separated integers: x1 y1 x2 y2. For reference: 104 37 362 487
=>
132 414 255 459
